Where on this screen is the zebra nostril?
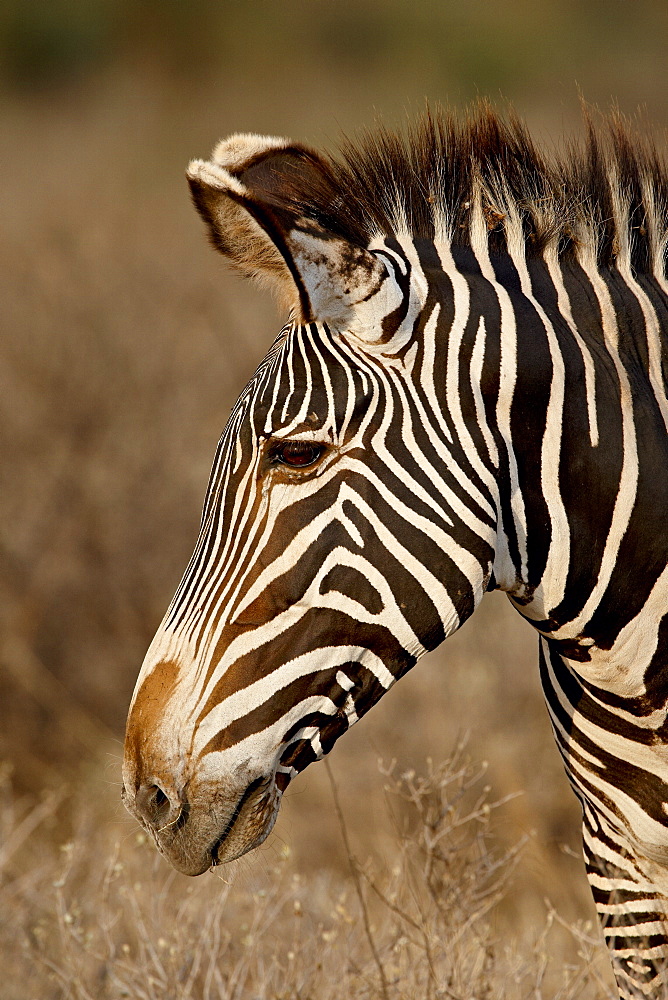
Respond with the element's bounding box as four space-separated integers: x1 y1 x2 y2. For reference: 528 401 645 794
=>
134 782 180 830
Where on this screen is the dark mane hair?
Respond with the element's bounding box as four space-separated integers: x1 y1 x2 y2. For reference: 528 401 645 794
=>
298 104 668 275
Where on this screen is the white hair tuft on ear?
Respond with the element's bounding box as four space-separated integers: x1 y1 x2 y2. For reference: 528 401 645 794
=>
186 159 248 197
210 133 294 172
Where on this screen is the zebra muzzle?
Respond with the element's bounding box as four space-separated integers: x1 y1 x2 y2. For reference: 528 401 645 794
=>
123 770 279 876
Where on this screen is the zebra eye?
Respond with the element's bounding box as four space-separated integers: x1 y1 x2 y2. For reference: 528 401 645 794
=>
273 441 326 468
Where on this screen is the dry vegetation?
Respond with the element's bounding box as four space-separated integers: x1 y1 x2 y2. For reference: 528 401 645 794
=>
1 752 615 1000
3 4 666 995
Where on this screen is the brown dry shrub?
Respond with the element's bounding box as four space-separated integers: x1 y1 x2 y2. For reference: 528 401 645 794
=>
1 752 615 1000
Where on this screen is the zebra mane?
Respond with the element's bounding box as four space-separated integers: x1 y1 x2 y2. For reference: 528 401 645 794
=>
295 105 668 276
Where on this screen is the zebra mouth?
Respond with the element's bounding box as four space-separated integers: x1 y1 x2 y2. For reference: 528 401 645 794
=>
209 776 273 867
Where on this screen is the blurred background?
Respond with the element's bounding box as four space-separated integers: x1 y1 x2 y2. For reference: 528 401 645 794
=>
1 1 666 994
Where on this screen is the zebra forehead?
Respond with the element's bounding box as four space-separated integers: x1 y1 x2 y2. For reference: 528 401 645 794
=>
297 104 667 274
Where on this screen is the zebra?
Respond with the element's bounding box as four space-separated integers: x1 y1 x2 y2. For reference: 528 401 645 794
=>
122 108 668 998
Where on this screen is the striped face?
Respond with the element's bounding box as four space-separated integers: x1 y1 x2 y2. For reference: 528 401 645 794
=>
122 304 496 874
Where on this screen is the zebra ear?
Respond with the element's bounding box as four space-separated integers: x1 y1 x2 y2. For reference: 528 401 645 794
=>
186 134 394 327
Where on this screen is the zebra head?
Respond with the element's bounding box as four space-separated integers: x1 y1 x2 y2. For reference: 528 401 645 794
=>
122 133 498 875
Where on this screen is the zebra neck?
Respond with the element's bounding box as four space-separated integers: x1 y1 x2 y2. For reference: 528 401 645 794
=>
459 248 668 669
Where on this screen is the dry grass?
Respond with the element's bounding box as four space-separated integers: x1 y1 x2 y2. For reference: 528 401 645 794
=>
1 752 615 1000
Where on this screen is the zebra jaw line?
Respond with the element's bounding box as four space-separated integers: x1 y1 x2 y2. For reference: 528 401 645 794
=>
122 111 668 998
